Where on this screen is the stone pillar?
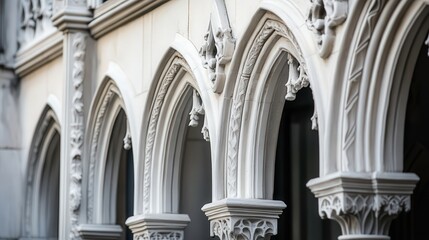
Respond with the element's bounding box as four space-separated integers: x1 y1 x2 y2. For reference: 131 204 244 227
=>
307 172 419 240
202 198 286 240
126 214 190 239
0 70 21 239
52 2 93 239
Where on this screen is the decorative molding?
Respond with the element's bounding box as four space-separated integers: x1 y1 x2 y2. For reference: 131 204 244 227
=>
77 224 123 239
188 89 210 141
307 172 419 239
227 19 306 197
88 88 115 223
69 32 86 240
306 0 348 58
126 214 190 240
51 6 92 31
342 0 387 171
19 0 55 48
14 30 63 77
202 198 286 240
143 57 183 213
89 0 170 39
199 18 235 93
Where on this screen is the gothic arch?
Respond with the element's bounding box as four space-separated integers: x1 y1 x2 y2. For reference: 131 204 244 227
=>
139 50 216 215
224 12 324 199
81 73 135 236
24 105 61 238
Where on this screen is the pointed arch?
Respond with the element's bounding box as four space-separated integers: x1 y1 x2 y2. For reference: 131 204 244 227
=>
224 11 324 199
24 105 61 238
139 49 216 216
80 69 136 240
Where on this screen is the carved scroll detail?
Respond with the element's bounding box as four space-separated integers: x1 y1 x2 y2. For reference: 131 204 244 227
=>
69 32 86 239
307 0 348 58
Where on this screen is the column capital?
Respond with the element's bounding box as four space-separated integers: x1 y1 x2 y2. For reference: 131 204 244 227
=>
307 172 419 240
126 214 190 240
202 198 286 240
52 6 92 32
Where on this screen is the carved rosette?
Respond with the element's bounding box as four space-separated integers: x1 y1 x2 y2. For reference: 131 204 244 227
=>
202 199 286 240
307 172 419 239
307 0 348 58
69 32 86 240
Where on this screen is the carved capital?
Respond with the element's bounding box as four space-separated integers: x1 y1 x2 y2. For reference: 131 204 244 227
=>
126 214 190 240
202 198 286 240
307 172 419 239
307 0 348 58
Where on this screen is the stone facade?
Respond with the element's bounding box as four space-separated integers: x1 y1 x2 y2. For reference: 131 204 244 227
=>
0 0 428 239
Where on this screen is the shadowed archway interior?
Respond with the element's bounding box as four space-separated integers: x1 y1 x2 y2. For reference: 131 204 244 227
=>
390 32 429 240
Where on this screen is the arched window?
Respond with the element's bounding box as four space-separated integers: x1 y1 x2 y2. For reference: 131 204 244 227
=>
24 107 61 239
103 109 134 240
272 86 340 240
179 90 212 239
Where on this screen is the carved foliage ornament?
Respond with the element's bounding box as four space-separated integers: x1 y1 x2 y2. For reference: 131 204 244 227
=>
70 32 86 239
19 0 54 47
319 193 411 235
199 2 235 94
135 231 183 240
211 217 275 240
307 0 348 58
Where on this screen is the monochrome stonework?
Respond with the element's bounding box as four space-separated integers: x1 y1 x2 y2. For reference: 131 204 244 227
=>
202 199 286 240
0 0 428 239
307 172 419 239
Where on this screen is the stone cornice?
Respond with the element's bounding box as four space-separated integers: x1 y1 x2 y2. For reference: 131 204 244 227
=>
89 0 170 39
14 30 63 77
52 6 93 31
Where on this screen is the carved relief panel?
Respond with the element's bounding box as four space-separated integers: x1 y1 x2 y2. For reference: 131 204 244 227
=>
19 0 55 47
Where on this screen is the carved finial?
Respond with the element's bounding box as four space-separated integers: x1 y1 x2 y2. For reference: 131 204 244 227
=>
285 54 309 101
189 89 204 127
307 0 348 58
123 118 132 150
425 33 429 57
311 110 318 130
189 89 210 141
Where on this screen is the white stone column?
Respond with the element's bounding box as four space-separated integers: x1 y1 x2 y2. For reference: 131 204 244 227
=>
126 214 190 240
202 198 286 240
307 172 419 240
52 2 92 239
